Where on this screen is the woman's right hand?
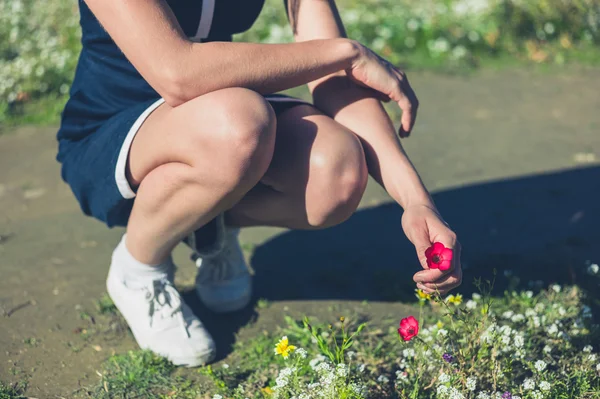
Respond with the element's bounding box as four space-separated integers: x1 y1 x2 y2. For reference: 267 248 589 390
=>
345 41 419 137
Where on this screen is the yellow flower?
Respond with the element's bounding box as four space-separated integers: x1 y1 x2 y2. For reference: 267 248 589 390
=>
261 386 274 395
446 294 463 306
415 289 432 301
274 336 296 359
436 320 444 329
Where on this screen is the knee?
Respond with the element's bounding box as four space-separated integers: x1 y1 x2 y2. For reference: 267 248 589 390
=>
308 136 368 228
191 88 276 189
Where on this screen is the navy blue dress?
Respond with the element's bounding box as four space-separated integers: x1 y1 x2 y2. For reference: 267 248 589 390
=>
57 0 307 227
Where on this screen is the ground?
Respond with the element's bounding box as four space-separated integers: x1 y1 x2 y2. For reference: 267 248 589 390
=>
1 68 599 397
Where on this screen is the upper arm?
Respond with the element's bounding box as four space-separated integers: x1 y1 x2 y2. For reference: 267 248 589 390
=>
285 0 347 42
84 0 192 104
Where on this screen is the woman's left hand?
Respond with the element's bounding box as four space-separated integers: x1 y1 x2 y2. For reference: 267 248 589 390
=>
401 204 462 295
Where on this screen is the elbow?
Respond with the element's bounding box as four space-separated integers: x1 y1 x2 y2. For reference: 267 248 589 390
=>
158 66 190 107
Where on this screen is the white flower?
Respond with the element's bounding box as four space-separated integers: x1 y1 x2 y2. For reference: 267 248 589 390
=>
472 293 482 300
526 309 537 317
402 348 416 358
525 290 534 298
466 300 477 310
358 363 366 373
213 395 223 399
551 284 561 293
451 45 467 60
315 363 331 373
466 376 477 391
350 383 367 396
407 19 420 31
539 381 551 391
437 385 450 396
448 387 465 399
512 314 525 323
346 350 356 359
502 310 514 319
589 354 598 362
439 373 451 383
544 22 556 35
336 363 348 377
523 378 536 390
296 348 307 359
583 345 593 353
543 345 552 354
222 363 229 369
535 303 545 313
531 391 543 399
468 31 480 42
309 355 326 369
476 392 490 399
438 329 448 337
558 307 566 316
547 324 559 335
377 375 389 384
535 360 547 372
588 263 599 275
596 363 600 371
514 335 525 348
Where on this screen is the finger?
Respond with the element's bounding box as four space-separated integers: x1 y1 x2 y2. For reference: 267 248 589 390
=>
414 235 460 284
404 219 434 272
398 94 413 138
416 283 436 294
423 268 463 291
371 89 392 103
394 72 419 137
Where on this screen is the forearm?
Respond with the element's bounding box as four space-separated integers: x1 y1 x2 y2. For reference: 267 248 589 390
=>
173 39 357 105
313 77 433 209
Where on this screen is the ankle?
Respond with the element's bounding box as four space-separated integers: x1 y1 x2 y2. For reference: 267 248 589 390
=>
125 233 171 266
112 235 173 280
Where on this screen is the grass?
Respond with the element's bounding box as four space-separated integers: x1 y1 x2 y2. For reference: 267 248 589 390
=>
0 381 26 399
91 351 200 399
81 273 600 398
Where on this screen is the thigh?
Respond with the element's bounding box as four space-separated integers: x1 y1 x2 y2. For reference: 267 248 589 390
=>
126 88 276 189
260 104 367 193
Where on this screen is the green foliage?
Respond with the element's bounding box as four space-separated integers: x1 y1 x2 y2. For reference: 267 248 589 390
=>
0 381 25 399
93 350 185 399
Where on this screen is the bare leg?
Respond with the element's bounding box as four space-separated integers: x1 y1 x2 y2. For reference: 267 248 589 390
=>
227 105 369 229
124 88 276 265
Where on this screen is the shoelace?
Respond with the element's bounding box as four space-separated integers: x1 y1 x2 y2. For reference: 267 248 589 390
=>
143 278 190 338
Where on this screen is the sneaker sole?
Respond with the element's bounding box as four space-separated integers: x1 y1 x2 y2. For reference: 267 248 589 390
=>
195 285 252 313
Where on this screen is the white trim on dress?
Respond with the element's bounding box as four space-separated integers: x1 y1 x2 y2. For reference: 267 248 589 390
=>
115 98 165 199
195 0 216 40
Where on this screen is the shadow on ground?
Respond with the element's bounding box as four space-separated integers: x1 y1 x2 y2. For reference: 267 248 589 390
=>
181 166 600 362
250 166 600 302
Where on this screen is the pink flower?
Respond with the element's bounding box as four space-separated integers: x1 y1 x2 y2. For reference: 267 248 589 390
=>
398 316 419 341
425 242 453 271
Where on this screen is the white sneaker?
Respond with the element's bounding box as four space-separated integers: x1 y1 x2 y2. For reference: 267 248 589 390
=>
107 239 216 367
186 214 252 313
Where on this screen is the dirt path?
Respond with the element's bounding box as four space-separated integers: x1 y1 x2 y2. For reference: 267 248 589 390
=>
1 69 600 397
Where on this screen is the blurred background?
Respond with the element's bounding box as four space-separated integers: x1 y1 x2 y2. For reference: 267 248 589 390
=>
1 0 600 124
1 0 599 396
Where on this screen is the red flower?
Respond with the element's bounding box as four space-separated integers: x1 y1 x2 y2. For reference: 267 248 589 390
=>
398 316 419 341
425 242 454 271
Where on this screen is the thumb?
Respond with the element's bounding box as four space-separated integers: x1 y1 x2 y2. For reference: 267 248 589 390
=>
405 223 432 270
